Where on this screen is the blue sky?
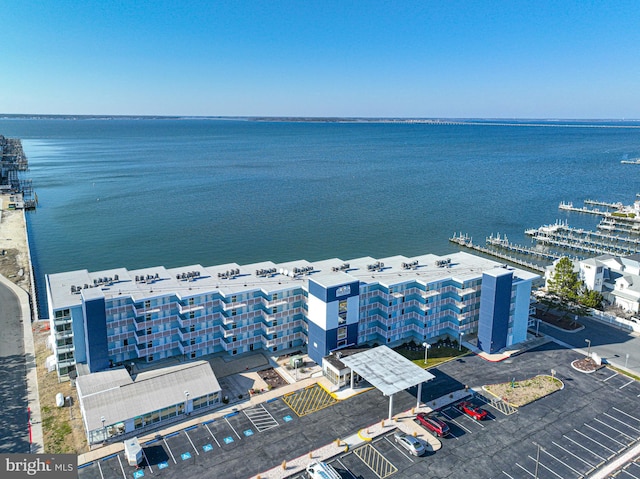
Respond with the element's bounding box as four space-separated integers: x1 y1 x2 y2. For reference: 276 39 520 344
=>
1 0 639 118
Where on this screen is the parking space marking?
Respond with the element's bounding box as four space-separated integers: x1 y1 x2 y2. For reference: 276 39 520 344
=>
563 434 607 462
334 458 358 479
501 471 515 478
621 468 640 478
604 371 619 381
551 441 596 468
514 462 535 477
282 383 338 416
573 428 617 455
116 455 127 479
203 422 221 447
380 434 414 463
526 454 563 479
440 409 473 434
539 446 583 477
140 448 154 473
613 407 640 424
620 379 635 389
583 423 626 447
352 443 398 479
96 460 104 479
244 404 279 432
594 417 636 440
184 429 200 455
163 438 177 464
603 412 640 434
224 417 242 440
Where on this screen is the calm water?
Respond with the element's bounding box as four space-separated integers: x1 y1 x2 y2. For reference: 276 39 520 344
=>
1 118 639 315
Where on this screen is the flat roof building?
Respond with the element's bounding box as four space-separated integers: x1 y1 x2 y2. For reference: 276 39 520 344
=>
46 251 538 379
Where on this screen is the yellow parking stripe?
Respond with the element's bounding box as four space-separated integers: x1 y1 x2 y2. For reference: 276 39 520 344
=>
282 384 338 416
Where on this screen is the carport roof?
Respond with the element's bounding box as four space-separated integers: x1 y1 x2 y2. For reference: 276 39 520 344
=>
340 345 435 396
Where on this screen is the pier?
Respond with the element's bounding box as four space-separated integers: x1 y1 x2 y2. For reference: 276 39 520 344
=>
485 233 561 261
0 135 36 209
583 199 623 209
526 221 640 256
558 201 607 216
449 233 546 273
598 218 640 235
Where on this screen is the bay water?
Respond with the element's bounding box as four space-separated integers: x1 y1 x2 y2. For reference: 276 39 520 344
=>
0 118 638 314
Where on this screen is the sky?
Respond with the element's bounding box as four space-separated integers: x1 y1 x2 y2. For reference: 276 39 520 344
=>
1 0 639 118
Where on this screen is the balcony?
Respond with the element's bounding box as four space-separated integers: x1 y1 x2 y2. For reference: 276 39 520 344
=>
177 304 204 315
53 316 72 326
422 290 439 299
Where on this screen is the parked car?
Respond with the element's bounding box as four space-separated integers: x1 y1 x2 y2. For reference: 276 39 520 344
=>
416 413 450 437
457 401 488 420
393 431 426 456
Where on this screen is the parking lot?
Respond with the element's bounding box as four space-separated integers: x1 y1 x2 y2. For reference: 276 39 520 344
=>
79 342 640 479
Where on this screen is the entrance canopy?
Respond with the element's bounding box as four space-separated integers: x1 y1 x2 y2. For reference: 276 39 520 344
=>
340 345 435 396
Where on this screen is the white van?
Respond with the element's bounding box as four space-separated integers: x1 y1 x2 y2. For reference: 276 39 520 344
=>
306 461 341 479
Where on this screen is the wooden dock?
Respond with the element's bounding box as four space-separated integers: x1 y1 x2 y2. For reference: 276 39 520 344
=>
449 233 547 273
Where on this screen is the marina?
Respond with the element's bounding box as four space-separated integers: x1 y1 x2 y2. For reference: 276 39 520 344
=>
449 232 546 273
525 221 640 256
485 233 562 261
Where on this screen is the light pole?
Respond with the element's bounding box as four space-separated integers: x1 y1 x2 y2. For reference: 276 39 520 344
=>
585 339 591 357
422 342 431 367
625 353 630 369
184 390 190 415
459 332 464 351
101 416 106 442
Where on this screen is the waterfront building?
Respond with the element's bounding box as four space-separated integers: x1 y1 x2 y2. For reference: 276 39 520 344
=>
46 251 538 380
575 254 640 313
76 360 221 445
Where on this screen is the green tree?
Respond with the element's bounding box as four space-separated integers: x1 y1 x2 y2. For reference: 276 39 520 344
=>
547 257 581 302
579 288 604 309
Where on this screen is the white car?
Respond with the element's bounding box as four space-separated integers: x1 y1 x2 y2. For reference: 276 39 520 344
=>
393 431 426 456
306 461 341 479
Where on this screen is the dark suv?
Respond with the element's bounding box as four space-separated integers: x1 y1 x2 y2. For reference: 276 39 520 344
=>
416 413 450 437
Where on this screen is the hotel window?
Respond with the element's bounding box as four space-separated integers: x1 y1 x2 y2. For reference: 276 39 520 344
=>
144 300 151 308
147 341 152 348
232 336 237 342
189 311 195 319
123 339 129 347
272 306 278 314
190 352 196 359
188 297 195 305
231 309 237 316
190 339 195 345
145 313 151 321
146 327 152 335
231 295 237 303
272 293 278 300
338 300 348 324
189 325 195 332
337 327 347 340
249 343 254 351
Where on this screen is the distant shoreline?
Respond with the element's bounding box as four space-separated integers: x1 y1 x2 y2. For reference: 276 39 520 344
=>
1 114 640 128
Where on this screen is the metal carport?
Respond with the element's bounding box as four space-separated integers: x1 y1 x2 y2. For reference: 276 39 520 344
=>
340 345 435 420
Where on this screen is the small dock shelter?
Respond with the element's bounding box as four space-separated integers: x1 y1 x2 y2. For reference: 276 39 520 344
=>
339 345 435 420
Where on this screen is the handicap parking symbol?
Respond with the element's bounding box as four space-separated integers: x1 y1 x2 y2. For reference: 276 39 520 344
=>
181 452 192 461
158 461 169 470
283 415 292 422
243 429 254 437
203 443 213 452
133 470 145 479
223 436 234 444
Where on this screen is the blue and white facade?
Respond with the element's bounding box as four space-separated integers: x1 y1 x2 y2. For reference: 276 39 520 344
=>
46 251 538 378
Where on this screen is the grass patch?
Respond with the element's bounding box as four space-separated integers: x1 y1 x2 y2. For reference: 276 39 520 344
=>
33 322 88 454
394 341 470 369
485 375 563 407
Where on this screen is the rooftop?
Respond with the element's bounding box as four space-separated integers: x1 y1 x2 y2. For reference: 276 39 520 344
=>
47 251 539 310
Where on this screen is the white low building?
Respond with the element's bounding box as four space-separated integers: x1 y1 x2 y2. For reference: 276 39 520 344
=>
76 360 221 445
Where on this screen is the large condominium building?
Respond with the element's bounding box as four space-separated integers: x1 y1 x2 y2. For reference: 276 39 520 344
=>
46 251 538 379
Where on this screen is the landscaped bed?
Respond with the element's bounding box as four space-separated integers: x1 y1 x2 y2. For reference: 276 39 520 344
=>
484 375 564 407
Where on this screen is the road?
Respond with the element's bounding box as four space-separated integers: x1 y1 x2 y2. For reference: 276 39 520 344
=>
537 313 640 374
0 279 30 453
